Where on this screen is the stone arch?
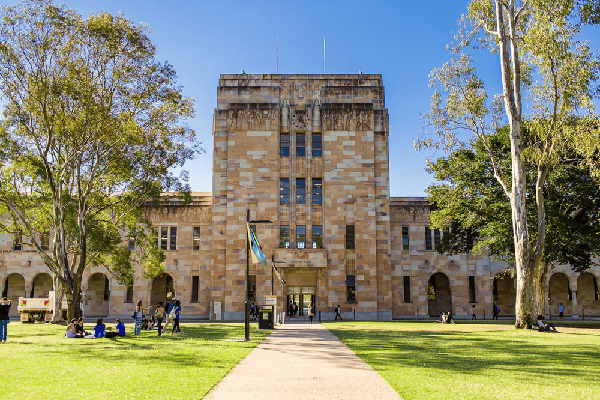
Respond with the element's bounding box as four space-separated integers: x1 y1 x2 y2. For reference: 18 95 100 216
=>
492 275 516 316
427 272 452 317
86 273 110 317
150 273 175 309
30 273 53 298
548 273 571 317
2 273 25 317
577 272 600 316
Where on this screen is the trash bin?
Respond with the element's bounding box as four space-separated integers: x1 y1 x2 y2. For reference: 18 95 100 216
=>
258 305 274 329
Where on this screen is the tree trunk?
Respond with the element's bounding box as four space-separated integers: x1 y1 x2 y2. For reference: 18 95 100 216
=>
51 275 64 323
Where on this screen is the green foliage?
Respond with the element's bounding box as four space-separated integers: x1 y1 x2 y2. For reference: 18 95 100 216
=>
0 0 199 318
428 127 600 272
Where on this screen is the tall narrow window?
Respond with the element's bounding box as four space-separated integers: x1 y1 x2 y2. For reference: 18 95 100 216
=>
492 277 498 302
191 276 199 303
280 178 290 204
346 275 356 302
169 227 177 250
403 276 411 303
41 231 50 251
346 225 355 250
280 133 290 157
125 285 133 303
160 227 168 250
402 226 409 251
312 225 323 249
296 225 306 249
296 178 306 204
103 277 110 301
296 134 305 157
594 277 599 301
193 227 201 250
248 275 256 302
279 225 290 248
425 227 432 251
469 276 476 303
434 229 441 249
13 231 22 251
312 178 322 205
312 134 322 157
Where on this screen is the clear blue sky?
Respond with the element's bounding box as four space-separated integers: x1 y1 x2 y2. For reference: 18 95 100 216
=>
32 1 600 196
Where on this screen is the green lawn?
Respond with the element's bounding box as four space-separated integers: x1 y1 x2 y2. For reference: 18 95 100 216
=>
324 321 600 400
1 322 270 400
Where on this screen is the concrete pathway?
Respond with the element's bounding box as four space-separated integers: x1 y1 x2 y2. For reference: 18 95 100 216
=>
204 322 402 400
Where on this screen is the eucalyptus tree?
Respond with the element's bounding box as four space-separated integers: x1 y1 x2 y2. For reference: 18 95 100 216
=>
0 0 198 321
419 0 600 327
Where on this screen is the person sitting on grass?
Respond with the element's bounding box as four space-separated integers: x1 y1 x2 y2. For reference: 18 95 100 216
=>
94 318 106 338
75 318 88 336
537 315 559 332
65 322 83 338
115 319 125 336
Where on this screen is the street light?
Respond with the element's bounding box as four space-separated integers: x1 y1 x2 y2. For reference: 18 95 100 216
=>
245 209 272 341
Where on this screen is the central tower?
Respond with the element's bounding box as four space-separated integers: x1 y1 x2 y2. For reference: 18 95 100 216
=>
211 74 391 320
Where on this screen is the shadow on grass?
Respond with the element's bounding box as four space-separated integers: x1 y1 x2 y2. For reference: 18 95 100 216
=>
327 323 600 383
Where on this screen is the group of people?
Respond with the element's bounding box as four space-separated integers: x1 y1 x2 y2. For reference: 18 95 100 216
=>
133 298 182 336
65 317 126 339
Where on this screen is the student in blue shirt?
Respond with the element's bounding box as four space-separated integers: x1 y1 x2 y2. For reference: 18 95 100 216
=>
116 319 125 336
94 318 106 338
170 300 182 335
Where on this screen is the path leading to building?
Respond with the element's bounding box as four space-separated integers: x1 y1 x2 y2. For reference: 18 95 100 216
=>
203 322 402 400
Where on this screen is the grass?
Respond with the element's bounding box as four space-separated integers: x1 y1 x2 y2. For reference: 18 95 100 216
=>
1 321 270 400
323 320 600 400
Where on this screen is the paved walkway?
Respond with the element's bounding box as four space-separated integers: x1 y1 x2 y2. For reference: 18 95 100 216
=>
204 322 402 400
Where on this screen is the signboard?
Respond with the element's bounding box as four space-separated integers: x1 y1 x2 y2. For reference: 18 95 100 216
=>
264 295 277 306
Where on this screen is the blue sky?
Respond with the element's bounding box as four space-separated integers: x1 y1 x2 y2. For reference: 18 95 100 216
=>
31 1 600 196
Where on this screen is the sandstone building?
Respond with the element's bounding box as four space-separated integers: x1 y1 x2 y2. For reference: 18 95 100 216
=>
1 74 599 320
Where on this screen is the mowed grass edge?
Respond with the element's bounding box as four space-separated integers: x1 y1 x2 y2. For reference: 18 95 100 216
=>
324 321 600 400
1 322 270 400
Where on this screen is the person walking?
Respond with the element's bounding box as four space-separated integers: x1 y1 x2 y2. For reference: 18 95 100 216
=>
335 305 343 321
0 297 12 343
471 305 477 320
171 300 182 335
155 302 166 336
492 303 499 320
308 304 314 324
162 298 176 334
133 300 144 336
559 303 564 320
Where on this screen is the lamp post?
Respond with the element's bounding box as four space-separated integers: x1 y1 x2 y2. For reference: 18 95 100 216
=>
245 209 272 341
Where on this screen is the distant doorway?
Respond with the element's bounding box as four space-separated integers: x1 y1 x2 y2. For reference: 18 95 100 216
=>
427 273 452 317
286 286 315 317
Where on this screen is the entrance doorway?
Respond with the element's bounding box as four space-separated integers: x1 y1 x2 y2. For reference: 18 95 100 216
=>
286 286 315 317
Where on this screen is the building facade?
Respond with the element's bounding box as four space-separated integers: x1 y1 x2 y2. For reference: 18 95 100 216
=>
1 74 599 320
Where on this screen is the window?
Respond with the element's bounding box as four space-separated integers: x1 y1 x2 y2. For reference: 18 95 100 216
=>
594 277 599 301
492 278 498 302
346 225 355 250
296 134 305 157
248 275 256 302
312 178 322 205
402 226 409 251
296 178 306 204
13 231 22 251
280 133 290 157
403 276 411 303
312 134 322 157
469 276 476 303
296 225 306 249
41 232 50 251
346 275 356 302
160 227 168 250
425 227 432 251
103 277 110 301
434 229 441 249
125 285 133 303
312 225 323 249
169 227 177 250
279 225 290 248
191 276 199 303
193 227 200 250
280 178 290 204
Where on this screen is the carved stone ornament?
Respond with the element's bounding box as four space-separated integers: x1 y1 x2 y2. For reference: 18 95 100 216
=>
322 105 374 131
227 105 278 131
294 250 309 259
391 205 429 223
